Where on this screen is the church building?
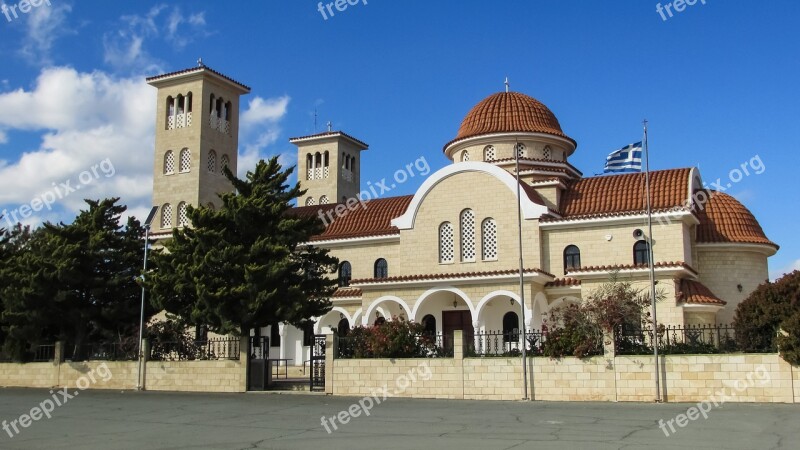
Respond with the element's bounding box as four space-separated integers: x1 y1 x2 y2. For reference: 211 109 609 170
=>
146 65 778 366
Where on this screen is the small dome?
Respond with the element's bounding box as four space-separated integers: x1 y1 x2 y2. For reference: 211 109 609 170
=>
446 92 575 151
696 191 777 248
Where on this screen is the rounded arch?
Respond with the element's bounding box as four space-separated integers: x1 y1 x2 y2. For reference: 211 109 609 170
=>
548 296 581 312
351 308 363 327
314 306 352 333
531 292 548 329
411 286 475 321
363 296 412 326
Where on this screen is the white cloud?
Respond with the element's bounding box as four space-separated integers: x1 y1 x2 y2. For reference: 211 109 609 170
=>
237 96 292 177
0 67 155 225
18 0 73 65
0 130 7 144
770 259 800 282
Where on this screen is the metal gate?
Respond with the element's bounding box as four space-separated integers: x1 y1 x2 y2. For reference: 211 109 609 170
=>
310 334 326 391
248 336 269 391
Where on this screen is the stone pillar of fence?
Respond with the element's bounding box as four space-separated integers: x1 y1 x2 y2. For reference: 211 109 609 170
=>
53 341 64 387
238 335 249 393
325 334 334 395
603 330 616 358
454 330 464 360
140 338 150 390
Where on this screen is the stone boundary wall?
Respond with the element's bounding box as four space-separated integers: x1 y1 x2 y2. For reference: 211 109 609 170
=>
0 337 248 393
330 332 799 403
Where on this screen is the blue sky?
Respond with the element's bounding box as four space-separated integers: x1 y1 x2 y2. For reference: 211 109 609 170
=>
0 0 797 278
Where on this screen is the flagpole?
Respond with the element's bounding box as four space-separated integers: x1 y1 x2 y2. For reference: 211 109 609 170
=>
643 119 661 403
514 138 529 401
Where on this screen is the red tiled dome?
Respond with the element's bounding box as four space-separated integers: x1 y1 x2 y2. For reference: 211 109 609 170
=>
696 191 777 248
446 92 575 151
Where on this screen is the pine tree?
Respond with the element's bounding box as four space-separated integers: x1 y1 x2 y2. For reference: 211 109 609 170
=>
150 157 338 336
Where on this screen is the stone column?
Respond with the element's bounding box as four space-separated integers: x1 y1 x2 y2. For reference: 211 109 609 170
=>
238 335 249 393
324 333 334 395
53 341 64 387
141 339 150 390
603 330 616 358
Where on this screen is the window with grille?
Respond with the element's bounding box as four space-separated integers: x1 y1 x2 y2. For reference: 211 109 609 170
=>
161 204 172 228
164 151 175 174
439 222 454 263
221 154 229 172
564 245 581 273
515 143 526 158
543 146 552 160
305 197 316 206
484 145 496 161
374 258 388 278
207 150 217 173
482 218 498 260
461 151 470 162
179 148 191 172
339 261 352 287
633 241 650 265
178 202 189 227
460 209 476 262
319 195 330 205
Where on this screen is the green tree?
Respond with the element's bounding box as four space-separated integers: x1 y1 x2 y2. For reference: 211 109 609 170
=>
150 157 338 336
734 271 800 353
1 199 150 359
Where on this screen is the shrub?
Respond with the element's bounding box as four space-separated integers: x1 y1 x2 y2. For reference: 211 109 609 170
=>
337 317 438 358
733 271 800 353
777 311 800 365
542 305 602 358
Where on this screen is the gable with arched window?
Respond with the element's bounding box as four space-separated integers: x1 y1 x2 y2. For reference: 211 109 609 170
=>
374 258 388 278
564 245 581 273
439 222 454 263
338 261 352 287
633 240 651 265
460 209 476 262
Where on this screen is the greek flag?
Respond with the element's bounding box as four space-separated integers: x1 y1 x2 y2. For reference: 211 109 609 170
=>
604 142 643 173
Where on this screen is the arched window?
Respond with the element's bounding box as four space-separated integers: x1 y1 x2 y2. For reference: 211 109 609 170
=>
161 203 172 228
484 145 496 161
634 240 650 266
350 158 356 174
461 151 470 162
177 202 189 227
207 150 217 173
564 245 581 272
481 218 498 260
163 150 175 174
319 195 330 205
460 209 476 262
179 148 191 172
225 101 232 121
209 94 216 115
323 151 330 178
215 98 223 118
338 261 352 287
503 312 520 343
176 94 185 115
270 323 281 347
221 154 230 172
543 146 552 160
305 197 316 206
306 153 313 180
337 318 350 337
515 143 526 158
166 96 175 129
185 92 193 113
439 222 454 263
422 314 436 336
374 258 388 279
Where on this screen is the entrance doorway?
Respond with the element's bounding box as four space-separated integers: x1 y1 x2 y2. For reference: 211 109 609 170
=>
442 310 473 353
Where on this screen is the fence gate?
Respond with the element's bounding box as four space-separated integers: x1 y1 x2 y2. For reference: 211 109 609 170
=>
310 334 326 391
247 336 269 391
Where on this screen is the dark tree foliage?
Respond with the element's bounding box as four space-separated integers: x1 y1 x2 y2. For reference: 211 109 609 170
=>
734 271 800 354
149 157 338 336
0 199 152 360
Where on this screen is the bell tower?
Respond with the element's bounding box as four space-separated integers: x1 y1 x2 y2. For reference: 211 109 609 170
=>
146 62 250 236
290 130 369 206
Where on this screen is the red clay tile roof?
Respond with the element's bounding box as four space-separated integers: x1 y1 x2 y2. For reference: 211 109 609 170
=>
289 131 369 149
695 191 777 249
445 92 576 151
292 195 413 241
146 65 251 91
677 279 726 305
567 261 698 275
555 168 692 220
545 278 581 288
351 268 554 285
332 288 362 298
493 157 583 176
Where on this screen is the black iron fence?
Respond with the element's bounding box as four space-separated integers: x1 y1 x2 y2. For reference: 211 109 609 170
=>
63 342 138 361
465 330 547 357
336 332 452 359
149 337 241 361
32 344 56 362
615 324 737 355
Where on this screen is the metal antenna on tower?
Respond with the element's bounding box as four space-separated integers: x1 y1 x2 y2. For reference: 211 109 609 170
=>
198 57 204 68
327 121 332 132
505 77 510 93
314 108 318 132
